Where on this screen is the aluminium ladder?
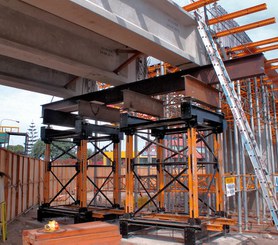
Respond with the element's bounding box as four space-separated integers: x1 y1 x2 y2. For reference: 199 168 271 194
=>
191 5 278 229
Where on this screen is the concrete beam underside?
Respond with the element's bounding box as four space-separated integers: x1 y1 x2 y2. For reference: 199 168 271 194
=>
22 0 208 68
0 0 146 97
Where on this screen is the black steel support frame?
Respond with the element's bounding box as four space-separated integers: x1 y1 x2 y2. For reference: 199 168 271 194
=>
130 130 218 215
37 140 94 223
45 141 79 206
119 102 227 244
38 126 122 222
119 217 206 245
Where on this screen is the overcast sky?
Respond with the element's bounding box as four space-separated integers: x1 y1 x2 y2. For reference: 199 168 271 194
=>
1 0 277 145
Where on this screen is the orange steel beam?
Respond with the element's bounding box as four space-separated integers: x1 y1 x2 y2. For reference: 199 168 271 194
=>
208 4 267 25
183 0 218 12
229 37 278 52
188 128 199 218
266 65 278 70
125 135 134 213
235 44 278 57
113 142 120 206
265 58 278 65
214 17 276 38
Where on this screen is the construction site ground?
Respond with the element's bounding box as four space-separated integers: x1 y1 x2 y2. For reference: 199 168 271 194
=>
2 206 278 245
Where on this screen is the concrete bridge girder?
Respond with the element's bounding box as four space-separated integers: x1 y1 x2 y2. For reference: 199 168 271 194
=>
0 0 207 97
0 0 145 97
21 0 208 67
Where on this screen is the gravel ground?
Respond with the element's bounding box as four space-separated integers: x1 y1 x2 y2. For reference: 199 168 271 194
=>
1 206 278 245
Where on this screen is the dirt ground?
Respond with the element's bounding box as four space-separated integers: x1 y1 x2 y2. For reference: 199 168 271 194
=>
1 206 278 244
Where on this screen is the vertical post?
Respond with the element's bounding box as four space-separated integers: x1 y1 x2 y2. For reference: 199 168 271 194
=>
125 134 134 213
76 145 81 203
134 135 138 209
1 202 7 241
79 139 87 208
228 125 236 212
157 137 164 210
265 87 275 182
254 77 262 224
188 128 199 218
43 143 50 204
248 80 255 131
214 134 224 212
113 142 120 207
271 84 278 174
260 78 266 220
235 81 242 233
241 79 249 230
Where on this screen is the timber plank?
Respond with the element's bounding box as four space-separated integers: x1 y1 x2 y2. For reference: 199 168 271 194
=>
23 221 121 245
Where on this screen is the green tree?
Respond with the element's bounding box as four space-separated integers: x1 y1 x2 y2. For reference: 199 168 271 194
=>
7 145 25 154
31 139 77 160
27 121 38 155
31 139 45 158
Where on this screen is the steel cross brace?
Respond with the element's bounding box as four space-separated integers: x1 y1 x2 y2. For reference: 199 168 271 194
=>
48 170 79 205
134 166 188 215
51 142 77 161
88 141 113 162
87 172 114 207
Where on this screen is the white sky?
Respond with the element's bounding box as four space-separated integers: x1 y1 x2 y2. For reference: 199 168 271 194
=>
0 0 278 145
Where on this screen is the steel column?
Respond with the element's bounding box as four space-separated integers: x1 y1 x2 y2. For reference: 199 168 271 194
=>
234 81 242 232
157 138 164 209
76 145 81 202
271 85 278 174
43 143 50 204
125 135 134 213
265 87 275 182
188 128 199 218
113 142 120 206
254 77 262 223
79 140 88 208
214 134 224 212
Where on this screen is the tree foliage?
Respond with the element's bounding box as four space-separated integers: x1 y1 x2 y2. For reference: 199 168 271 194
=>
7 145 25 154
31 139 77 160
27 121 38 155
